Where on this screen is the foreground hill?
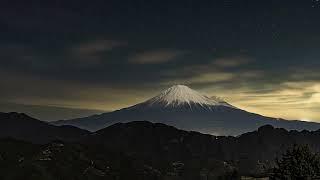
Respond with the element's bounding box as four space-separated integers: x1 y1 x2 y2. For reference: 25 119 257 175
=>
0 139 165 180
87 122 320 174
2 120 320 179
3 112 320 178
84 121 320 175
0 112 89 143
53 85 320 135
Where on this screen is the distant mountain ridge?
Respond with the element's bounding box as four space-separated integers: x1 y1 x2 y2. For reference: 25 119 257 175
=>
0 112 89 143
53 85 320 135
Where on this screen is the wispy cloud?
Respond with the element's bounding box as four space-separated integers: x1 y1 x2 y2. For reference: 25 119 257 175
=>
161 72 235 86
69 39 127 67
71 40 127 55
129 49 184 64
212 56 253 68
159 54 260 86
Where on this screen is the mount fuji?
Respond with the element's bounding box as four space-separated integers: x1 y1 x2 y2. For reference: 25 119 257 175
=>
53 85 320 135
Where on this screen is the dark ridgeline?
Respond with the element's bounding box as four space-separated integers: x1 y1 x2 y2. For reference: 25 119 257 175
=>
0 112 89 143
1 112 320 179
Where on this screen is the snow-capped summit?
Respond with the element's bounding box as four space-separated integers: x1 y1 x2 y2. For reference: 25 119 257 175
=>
141 85 234 109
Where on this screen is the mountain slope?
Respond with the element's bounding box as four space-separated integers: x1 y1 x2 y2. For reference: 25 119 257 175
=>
0 112 89 143
53 85 320 135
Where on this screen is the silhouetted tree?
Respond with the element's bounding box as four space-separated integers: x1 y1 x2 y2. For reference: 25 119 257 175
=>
272 144 320 179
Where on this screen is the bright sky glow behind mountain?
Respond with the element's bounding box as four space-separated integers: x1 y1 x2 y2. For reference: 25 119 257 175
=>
1 0 320 121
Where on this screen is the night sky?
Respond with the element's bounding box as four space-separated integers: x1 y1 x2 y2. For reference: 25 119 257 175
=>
1 0 320 121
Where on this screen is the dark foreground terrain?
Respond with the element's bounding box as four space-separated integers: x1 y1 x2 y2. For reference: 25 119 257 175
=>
2 112 320 179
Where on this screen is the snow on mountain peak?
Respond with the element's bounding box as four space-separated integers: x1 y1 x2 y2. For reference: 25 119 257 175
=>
143 85 234 108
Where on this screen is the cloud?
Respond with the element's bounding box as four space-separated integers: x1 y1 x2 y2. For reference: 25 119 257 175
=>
212 56 253 68
188 72 235 83
239 71 264 78
69 39 127 67
158 54 261 86
0 69 154 113
162 72 235 86
129 49 184 64
204 80 320 122
71 40 127 55
289 68 320 81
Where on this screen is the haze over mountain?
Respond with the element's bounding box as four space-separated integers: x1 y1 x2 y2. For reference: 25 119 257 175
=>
53 85 320 135
0 112 89 143
0 102 106 121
